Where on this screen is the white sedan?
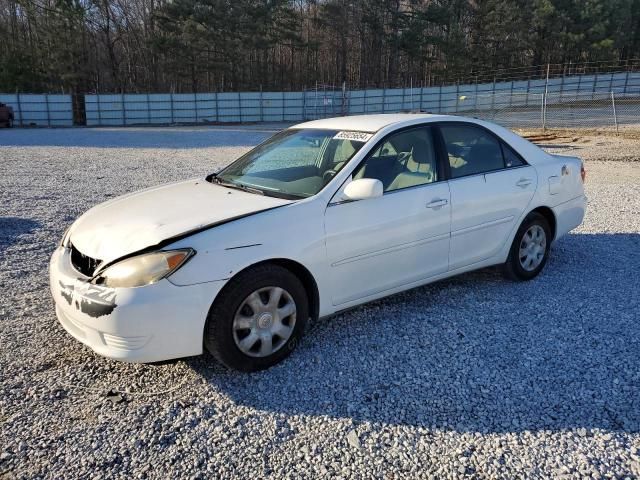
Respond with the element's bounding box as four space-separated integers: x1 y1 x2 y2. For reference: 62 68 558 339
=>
50 114 586 371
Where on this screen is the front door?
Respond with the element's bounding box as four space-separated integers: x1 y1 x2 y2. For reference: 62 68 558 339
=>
324 126 451 306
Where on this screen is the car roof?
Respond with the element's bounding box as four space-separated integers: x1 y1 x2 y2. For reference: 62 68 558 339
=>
291 113 458 133
290 113 552 166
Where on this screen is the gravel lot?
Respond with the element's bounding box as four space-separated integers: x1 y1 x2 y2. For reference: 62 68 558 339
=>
1 126 639 479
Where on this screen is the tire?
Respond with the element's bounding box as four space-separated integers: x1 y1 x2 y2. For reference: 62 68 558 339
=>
502 212 551 281
204 264 308 372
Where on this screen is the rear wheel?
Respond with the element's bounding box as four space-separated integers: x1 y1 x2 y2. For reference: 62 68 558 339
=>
503 212 551 281
204 264 308 371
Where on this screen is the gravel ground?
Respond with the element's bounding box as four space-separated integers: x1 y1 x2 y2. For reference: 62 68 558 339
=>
536 134 640 163
1 126 639 479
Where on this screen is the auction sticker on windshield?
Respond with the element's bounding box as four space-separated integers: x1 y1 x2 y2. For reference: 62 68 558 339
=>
333 131 373 142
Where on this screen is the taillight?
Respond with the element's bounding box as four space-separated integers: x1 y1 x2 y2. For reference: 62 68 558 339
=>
580 163 586 183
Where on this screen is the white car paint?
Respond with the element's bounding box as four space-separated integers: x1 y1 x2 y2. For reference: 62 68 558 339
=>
448 165 538 269
69 179 292 265
50 114 587 363
325 181 451 305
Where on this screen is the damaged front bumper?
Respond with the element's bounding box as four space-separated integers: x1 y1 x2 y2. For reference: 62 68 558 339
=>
49 246 226 363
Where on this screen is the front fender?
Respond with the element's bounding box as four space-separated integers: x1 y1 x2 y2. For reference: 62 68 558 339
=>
166 200 327 288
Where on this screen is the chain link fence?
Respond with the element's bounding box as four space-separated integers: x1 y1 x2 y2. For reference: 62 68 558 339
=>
430 91 638 132
542 92 615 130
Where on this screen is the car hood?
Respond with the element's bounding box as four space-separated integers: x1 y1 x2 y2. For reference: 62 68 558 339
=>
68 179 293 265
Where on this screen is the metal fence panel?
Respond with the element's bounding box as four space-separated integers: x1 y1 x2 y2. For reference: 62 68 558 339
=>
148 94 172 124
4 70 640 128
283 92 304 121
360 89 380 114
0 93 73 126
86 94 121 126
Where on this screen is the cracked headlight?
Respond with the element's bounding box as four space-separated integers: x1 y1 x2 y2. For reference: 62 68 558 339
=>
93 249 194 288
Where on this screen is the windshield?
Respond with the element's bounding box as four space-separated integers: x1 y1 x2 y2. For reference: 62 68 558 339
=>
213 129 369 199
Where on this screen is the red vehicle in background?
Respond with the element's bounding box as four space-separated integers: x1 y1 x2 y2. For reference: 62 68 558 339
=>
0 103 14 127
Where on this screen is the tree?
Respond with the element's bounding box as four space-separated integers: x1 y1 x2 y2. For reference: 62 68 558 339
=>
0 0 637 93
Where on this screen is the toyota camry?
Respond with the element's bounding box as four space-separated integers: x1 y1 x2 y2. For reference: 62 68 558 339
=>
50 114 587 371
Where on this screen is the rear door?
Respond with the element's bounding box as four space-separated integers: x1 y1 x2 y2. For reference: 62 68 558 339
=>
324 126 451 306
438 123 537 270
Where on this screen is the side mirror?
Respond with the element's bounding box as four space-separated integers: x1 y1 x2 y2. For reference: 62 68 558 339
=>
342 178 383 201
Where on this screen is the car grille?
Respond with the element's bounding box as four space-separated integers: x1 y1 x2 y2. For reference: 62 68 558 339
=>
70 244 102 277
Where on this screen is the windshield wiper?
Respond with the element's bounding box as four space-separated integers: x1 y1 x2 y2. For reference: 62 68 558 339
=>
209 175 264 196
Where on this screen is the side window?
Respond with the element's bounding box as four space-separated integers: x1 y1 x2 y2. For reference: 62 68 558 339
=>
440 125 505 179
502 142 525 167
353 127 438 192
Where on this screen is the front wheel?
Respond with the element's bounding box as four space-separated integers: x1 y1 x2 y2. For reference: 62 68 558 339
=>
503 212 551 281
204 264 308 372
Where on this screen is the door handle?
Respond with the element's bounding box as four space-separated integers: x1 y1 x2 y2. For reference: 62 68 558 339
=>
516 178 533 188
426 198 448 209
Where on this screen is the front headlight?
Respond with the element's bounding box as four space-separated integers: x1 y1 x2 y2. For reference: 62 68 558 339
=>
93 249 194 288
